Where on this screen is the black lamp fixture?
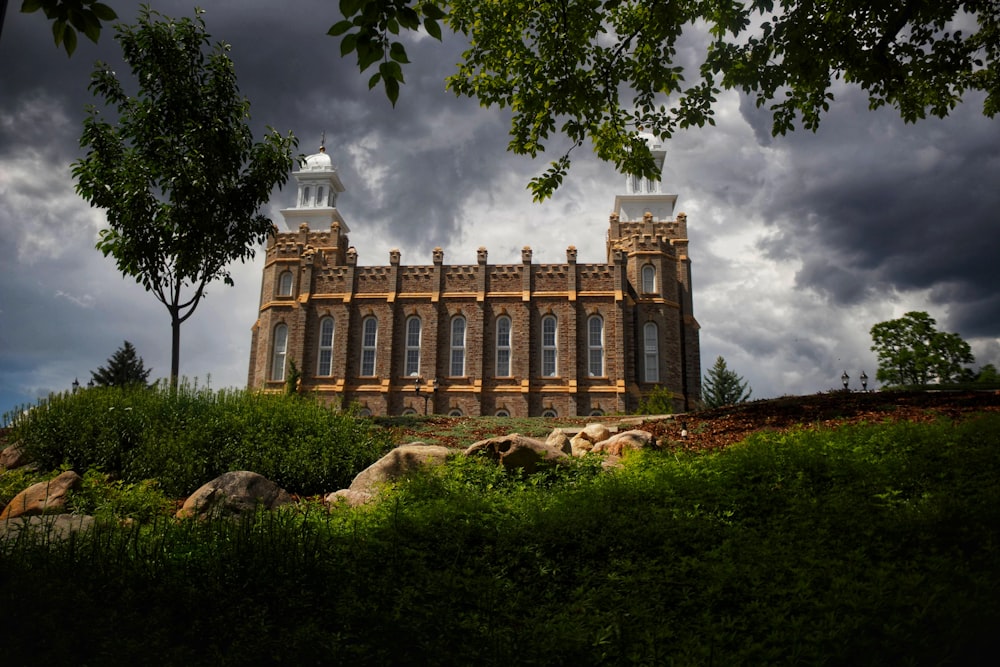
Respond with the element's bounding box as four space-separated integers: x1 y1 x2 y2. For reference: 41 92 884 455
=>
860 370 868 392
841 370 850 391
72 377 80 393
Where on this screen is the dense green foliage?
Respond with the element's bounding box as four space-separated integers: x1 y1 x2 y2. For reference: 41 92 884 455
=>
635 384 674 415
7 383 392 497
19 0 117 54
89 340 151 388
3 414 999 664
72 6 296 382
701 355 752 408
870 311 976 386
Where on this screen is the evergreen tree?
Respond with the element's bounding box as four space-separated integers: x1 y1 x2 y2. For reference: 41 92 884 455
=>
90 340 151 388
702 356 752 409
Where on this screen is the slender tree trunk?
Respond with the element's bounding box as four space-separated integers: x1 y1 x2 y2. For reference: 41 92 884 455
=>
170 308 181 390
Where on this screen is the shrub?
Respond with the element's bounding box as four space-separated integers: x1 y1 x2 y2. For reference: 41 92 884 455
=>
11 382 392 497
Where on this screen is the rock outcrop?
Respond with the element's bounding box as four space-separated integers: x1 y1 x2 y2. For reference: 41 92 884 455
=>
465 433 569 473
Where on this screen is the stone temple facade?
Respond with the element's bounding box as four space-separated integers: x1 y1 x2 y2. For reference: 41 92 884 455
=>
247 140 700 417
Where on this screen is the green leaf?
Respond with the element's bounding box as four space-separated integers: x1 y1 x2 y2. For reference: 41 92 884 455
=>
368 72 381 90
385 76 400 106
327 20 354 37
424 18 442 41
389 42 410 64
340 33 358 57
21 0 45 12
91 3 118 21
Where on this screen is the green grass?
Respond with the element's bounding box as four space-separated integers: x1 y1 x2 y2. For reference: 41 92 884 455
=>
2 412 999 665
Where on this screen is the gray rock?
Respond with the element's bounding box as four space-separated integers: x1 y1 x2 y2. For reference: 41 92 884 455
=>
0 514 95 541
545 429 572 455
466 433 568 473
592 430 656 456
176 471 293 519
348 444 452 494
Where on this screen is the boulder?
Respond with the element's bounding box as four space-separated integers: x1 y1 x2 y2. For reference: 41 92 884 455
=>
348 444 452 494
0 470 82 520
545 429 572 455
570 433 595 457
465 433 568 473
581 422 613 444
0 442 30 470
325 488 375 508
0 514 95 541
592 429 656 456
176 471 293 519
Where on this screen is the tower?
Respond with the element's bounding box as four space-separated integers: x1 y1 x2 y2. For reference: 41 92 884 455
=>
279 143 349 233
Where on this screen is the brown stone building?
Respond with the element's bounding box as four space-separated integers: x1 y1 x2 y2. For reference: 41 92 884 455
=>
247 141 700 416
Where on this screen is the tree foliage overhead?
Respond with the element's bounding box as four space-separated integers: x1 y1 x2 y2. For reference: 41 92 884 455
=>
869 311 975 386
702 355 752 408
90 340 151 387
72 6 297 383
331 0 1000 199
19 0 117 55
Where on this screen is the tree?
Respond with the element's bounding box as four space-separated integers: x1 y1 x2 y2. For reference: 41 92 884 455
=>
330 0 1000 199
701 356 752 408
869 311 975 386
90 340 151 387
975 363 1000 384
72 7 296 385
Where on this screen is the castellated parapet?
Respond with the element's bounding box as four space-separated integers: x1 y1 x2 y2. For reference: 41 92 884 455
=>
248 145 700 417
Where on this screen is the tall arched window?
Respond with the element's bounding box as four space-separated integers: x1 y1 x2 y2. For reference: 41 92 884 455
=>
641 264 656 294
450 316 467 377
300 186 311 207
405 316 421 377
643 322 659 383
278 270 294 297
316 186 325 206
495 316 512 377
317 317 334 376
271 323 288 381
541 315 558 377
588 315 604 377
361 317 378 376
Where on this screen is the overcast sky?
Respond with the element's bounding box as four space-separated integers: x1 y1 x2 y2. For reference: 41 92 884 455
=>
2 1 998 418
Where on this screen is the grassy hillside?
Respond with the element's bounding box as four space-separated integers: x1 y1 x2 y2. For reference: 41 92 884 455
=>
1 389 999 664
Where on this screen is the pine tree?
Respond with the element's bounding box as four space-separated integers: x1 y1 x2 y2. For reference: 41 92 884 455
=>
90 341 152 388
701 356 752 409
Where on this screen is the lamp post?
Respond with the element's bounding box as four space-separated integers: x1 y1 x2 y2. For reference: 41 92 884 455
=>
860 370 868 392
841 370 850 392
72 378 80 393
411 373 423 415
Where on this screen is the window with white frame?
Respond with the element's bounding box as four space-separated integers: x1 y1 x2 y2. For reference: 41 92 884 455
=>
643 322 659 383
541 408 557 418
496 316 512 377
448 408 463 417
495 409 510 417
641 264 656 294
361 317 378 376
588 315 604 377
271 323 288 381
317 317 334 376
278 270 294 297
405 316 421 377
316 186 325 207
300 186 311 207
541 315 558 377
450 316 466 377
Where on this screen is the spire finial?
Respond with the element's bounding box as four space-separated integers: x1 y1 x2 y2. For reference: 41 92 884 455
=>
320 131 326 153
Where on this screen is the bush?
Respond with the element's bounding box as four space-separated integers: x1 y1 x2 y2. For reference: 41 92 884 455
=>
11 382 392 497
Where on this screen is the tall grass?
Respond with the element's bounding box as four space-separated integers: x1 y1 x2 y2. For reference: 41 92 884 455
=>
7 382 393 497
2 414 999 664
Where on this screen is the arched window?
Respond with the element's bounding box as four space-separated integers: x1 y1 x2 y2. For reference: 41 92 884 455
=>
300 186 311 207
405 316 421 377
401 408 418 416
448 408 464 417
541 315 558 377
356 407 372 418
316 186 325 206
630 174 641 194
270 323 288 381
495 409 510 417
641 265 656 294
495 316 512 377
361 316 378 376
450 316 466 377
588 315 604 377
278 270 294 297
589 409 604 417
541 408 557 418
643 322 659 383
317 317 335 376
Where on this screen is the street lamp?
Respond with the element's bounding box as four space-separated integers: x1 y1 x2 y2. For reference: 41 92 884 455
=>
860 370 868 392
841 370 850 392
72 378 80 393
